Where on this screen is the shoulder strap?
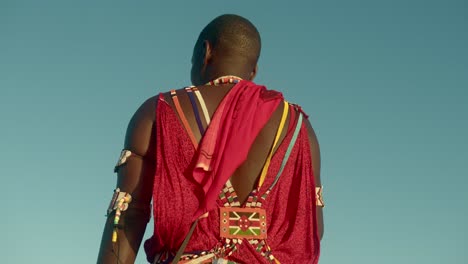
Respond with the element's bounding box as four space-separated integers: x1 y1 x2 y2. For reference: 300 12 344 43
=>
169 219 199 264
191 87 211 125
170 89 198 148
257 100 289 188
266 108 303 193
185 87 205 135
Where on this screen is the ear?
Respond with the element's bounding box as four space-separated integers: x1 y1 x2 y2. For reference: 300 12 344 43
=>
249 64 258 80
202 40 212 66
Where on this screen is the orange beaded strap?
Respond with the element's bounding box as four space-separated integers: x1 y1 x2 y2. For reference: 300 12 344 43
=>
170 89 199 148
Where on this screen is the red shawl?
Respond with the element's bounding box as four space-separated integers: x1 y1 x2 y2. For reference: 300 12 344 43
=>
192 80 283 219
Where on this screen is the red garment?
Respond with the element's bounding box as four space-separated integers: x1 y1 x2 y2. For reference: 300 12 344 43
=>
192 81 283 219
144 81 320 263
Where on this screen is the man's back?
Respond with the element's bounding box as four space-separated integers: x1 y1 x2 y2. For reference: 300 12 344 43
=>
144 80 320 263
97 14 323 264
161 83 289 204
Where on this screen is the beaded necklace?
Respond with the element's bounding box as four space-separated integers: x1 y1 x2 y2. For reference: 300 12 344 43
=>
204 75 243 86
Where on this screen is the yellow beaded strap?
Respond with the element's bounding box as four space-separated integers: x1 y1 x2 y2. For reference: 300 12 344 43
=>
315 186 325 207
106 188 132 243
257 101 289 188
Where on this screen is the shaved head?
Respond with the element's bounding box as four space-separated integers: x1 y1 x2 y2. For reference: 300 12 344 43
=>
198 14 261 63
191 14 262 85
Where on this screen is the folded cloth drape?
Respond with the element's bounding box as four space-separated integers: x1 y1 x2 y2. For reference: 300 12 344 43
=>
192 80 283 219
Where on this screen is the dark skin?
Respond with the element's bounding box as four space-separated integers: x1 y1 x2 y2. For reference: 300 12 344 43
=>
97 40 323 264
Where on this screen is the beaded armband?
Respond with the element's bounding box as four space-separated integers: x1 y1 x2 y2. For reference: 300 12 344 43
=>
114 150 132 172
114 149 143 173
106 188 132 243
316 186 325 207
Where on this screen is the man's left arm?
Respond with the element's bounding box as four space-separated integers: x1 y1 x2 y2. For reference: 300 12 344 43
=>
305 118 324 240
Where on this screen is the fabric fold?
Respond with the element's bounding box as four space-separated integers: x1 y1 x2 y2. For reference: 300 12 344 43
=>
192 80 283 219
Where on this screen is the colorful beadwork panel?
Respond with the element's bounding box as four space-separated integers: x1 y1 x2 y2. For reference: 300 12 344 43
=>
219 207 267 240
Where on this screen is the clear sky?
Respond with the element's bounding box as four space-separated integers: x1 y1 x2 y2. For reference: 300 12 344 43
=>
2 0 467 263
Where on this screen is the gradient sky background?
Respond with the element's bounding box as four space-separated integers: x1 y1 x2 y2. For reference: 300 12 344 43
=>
1 0 467 263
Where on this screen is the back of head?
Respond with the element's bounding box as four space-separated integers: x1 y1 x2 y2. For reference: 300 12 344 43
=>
191 14 261 85
198 14 261 64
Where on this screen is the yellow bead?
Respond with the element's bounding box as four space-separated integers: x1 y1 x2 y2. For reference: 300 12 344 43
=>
112 230 117 242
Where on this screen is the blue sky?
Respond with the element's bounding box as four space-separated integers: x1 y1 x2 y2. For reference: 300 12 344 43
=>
1 0 467 263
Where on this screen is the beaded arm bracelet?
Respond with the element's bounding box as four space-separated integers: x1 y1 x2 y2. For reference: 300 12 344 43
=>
109 150 145 243
316 186 325 207
114 149 144 173
106 188 132 243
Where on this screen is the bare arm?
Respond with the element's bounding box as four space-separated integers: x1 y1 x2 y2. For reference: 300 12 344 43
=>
305 118 324 240
97 97 157 264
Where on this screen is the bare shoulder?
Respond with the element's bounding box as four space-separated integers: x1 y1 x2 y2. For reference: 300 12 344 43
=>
124 95 159 156
287 103 317 145
131 95 159 123
303 115 319 147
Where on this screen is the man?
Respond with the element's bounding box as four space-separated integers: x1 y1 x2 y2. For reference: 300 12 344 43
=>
98 14 323 264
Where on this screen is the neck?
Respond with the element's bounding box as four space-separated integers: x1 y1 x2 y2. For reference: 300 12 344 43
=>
202 60 254 84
